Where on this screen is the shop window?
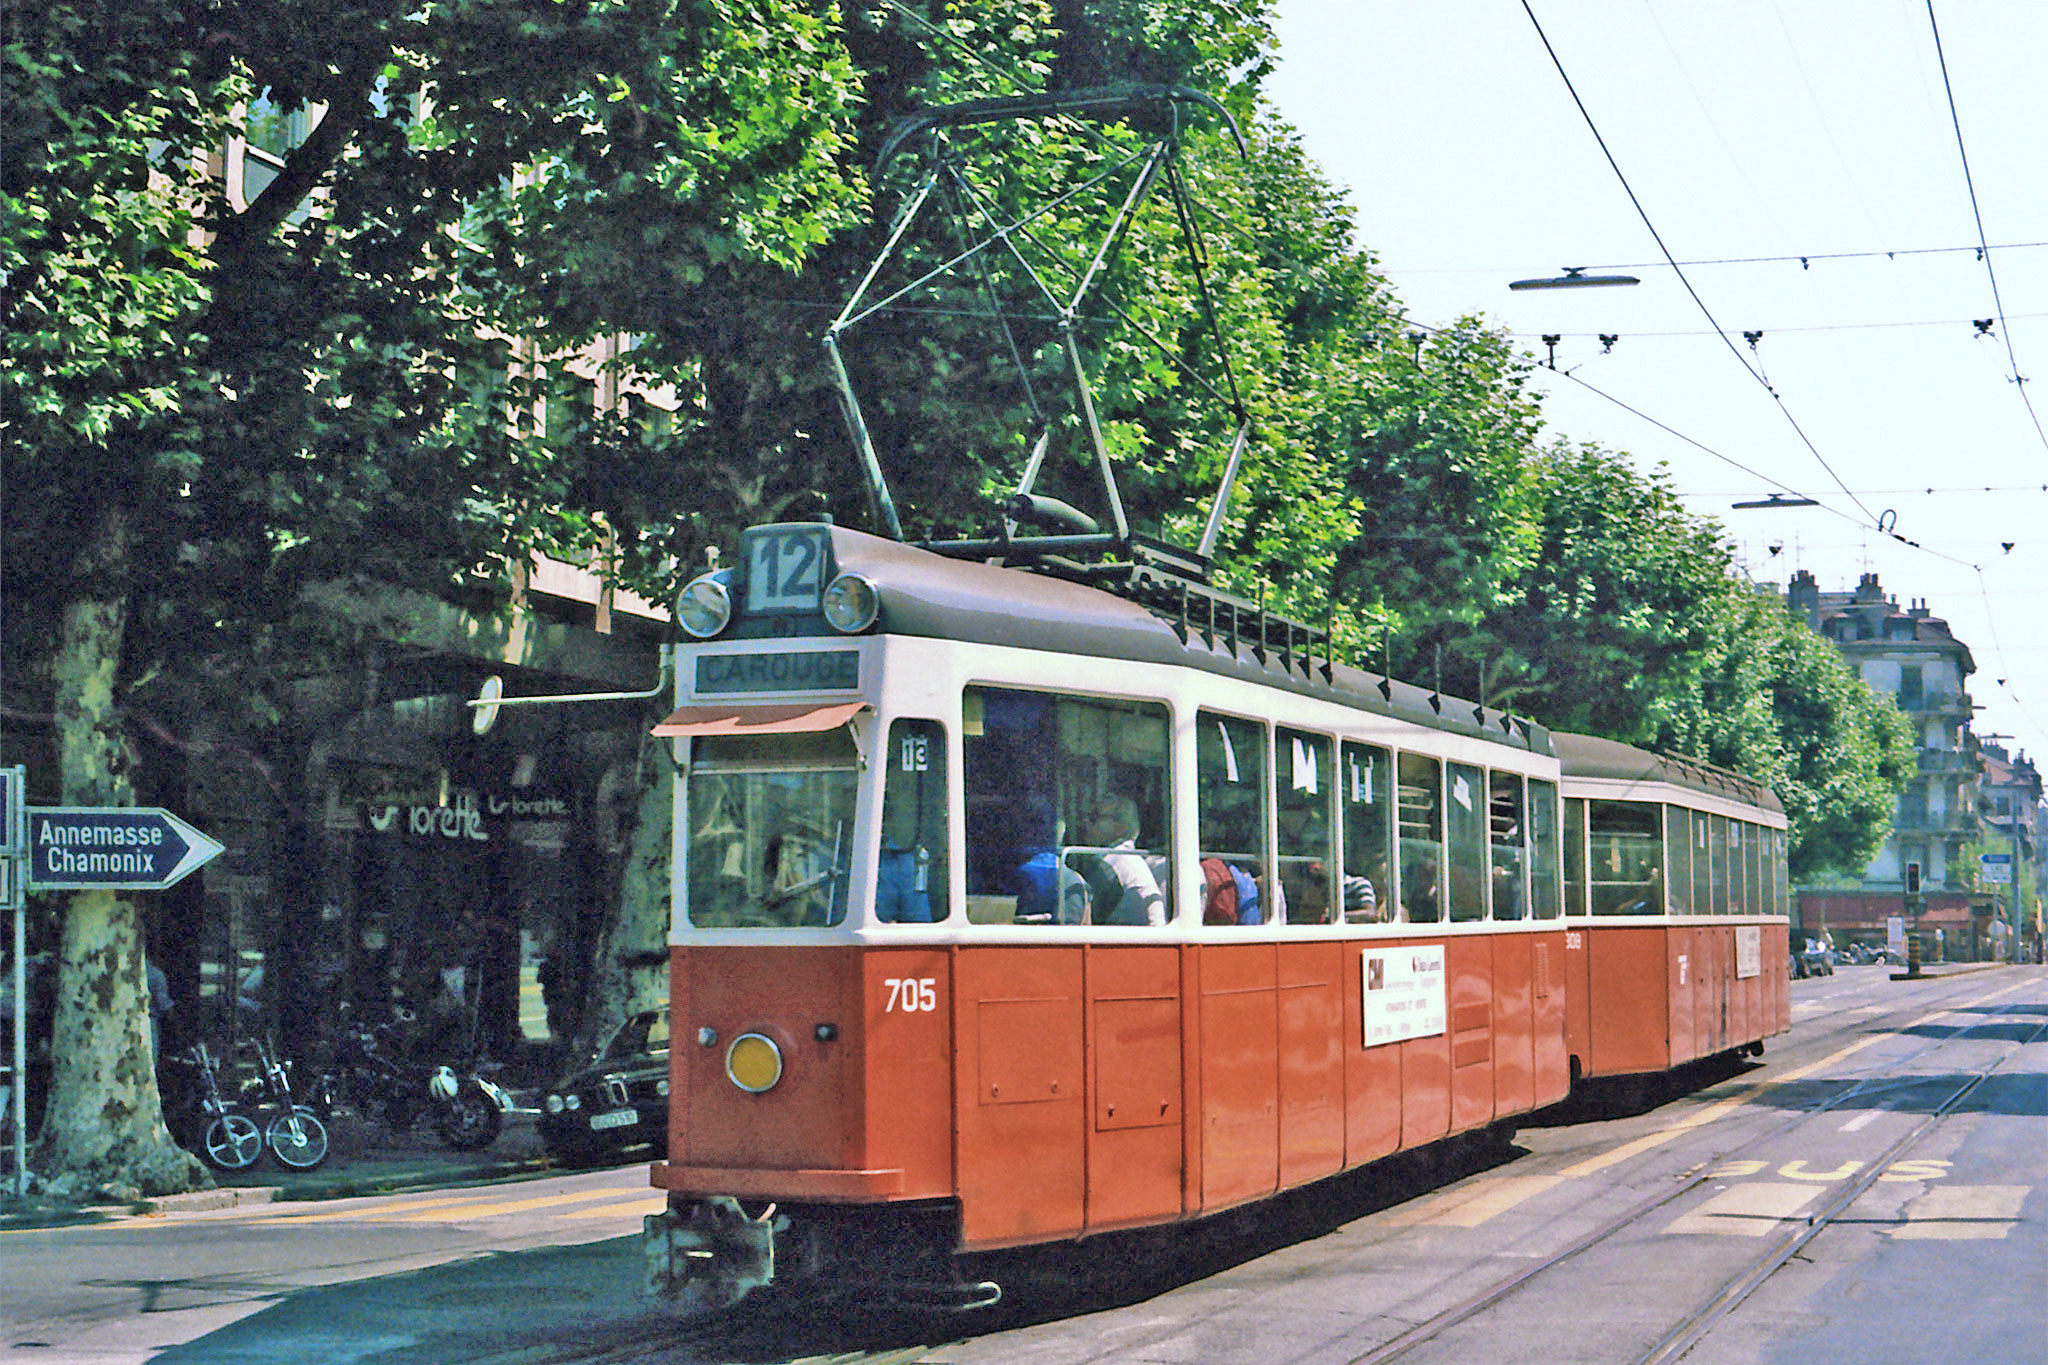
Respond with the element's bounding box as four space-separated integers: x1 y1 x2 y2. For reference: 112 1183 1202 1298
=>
1340 742 1394 923
1397 753 1445 923
1589 800 1663 915
876 719 948 924
1198 712 1269 925
962 687 1172 925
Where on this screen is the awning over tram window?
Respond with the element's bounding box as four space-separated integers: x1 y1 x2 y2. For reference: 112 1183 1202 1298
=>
650 700 868 738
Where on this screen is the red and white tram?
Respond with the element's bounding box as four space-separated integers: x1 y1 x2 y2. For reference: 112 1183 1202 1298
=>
635 521 1785 1312
1555 733 1791 1081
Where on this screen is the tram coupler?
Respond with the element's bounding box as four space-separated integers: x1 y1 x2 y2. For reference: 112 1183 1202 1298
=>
645 1196 779 1315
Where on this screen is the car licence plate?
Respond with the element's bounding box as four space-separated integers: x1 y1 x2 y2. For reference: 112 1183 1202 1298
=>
589 1107 639 1131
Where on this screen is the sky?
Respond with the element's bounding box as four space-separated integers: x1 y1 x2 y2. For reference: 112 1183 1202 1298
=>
1265 1 2048 760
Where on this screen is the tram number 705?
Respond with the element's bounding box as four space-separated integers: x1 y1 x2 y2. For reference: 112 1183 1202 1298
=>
884 977 938 1013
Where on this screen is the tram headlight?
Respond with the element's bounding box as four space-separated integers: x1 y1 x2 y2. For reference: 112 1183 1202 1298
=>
725 1032 784 1094
544 1094 564 1115
676 573 733 639
821 573 879 633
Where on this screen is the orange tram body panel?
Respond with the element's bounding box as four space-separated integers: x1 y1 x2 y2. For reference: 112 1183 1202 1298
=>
639 524 1788 1312
655 934 1569 1253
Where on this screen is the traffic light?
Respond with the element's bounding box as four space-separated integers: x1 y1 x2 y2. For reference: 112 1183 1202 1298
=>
1904 861 1922 896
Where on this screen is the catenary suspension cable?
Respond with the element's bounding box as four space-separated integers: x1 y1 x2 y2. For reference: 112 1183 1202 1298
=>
1924 0 2048 460
1520 0 1880 525
1413 239 2048 275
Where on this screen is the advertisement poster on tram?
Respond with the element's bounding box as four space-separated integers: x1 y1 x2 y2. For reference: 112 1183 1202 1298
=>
1360 944 1446 1046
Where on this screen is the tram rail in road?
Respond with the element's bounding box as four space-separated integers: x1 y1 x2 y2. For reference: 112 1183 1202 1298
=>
1341 969 2047 1365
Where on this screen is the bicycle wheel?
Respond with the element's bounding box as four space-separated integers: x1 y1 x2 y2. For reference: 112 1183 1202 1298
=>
202 1113 264 1170
265 1107 330 1169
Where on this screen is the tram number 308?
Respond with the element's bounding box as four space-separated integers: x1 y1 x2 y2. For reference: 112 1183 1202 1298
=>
885 978 938 1013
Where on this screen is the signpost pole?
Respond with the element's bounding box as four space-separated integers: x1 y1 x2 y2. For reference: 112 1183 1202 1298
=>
3 765 24 1198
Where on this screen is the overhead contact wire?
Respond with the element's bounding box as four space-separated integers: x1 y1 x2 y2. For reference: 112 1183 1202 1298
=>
1519 0 1880 526
1924 0 2048 460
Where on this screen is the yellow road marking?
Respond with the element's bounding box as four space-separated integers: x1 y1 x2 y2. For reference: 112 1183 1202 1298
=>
1384 1174 1564 1228
560 1197 669 1220
385 1187 650 1223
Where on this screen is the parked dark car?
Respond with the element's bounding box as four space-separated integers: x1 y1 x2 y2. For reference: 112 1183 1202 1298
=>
539 1007 669 1166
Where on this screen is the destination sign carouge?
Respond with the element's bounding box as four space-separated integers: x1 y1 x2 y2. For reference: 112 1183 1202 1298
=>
26 808 224 890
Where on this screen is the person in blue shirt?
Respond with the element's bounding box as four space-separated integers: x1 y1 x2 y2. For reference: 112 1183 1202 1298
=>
875 796 936 923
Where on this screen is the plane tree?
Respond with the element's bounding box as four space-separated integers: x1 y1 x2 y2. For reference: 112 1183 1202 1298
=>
2 0 862 1198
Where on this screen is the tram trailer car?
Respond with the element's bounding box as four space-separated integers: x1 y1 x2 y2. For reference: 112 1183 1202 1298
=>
1555 734 1791 1081
641 522 1783 1313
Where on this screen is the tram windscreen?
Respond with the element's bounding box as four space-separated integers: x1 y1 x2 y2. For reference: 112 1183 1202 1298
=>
685 733 857 928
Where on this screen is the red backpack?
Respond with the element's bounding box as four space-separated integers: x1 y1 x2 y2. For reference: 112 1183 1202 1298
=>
1201 857 1239 925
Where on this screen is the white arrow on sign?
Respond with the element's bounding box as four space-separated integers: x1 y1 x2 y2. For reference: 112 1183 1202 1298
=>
25 808 226 891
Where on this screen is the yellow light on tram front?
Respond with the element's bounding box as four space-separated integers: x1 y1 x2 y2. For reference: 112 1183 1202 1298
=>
725 1032 784 1093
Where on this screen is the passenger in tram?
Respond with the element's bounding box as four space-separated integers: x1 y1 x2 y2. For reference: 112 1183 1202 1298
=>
1200 857 1239 924
1401 859 1441 922
874 799 937 923
1063 796 1167 926
1615 864 1664 916
1342 875 1378 922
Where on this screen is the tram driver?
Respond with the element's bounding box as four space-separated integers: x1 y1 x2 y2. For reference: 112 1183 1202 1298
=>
1061 796 1167 926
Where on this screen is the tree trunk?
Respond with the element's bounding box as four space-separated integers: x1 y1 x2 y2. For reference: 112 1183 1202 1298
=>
35 505 206 1198
574 735 673 1059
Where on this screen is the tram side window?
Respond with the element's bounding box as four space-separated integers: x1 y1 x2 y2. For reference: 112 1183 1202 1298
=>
1563 796 1588 916
1199 712 1269 925
1774 829 1790 914
1487 772 1527 920
1529 779 1562 919
1690 810 1711 914
1398 753 1446 923
686 731 859 929
961 687 1172 925
1446 763 1488 922
1341 742 1394 922
1744 821 1764 917
1589 800 1663 915
1276 729 1335 924
876 719 948 924
1664 805 1693 914
1728 821 1748 915
1703 818 1720 912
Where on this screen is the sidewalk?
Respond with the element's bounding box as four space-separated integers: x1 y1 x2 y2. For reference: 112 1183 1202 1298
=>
166 1107 561 1209
2 1108 571 1228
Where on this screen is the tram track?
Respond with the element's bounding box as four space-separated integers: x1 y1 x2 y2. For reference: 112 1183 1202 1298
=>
1342 972 2047 1365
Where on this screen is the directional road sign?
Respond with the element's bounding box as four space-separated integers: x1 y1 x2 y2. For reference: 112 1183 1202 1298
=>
1980 852 2013 885
0 765 22 855
25 808 225 891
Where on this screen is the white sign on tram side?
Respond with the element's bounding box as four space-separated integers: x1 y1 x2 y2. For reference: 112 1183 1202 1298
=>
1360 944 1446 1047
